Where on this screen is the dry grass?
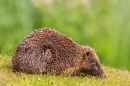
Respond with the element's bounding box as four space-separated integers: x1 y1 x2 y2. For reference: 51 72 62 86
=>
0 54 130 86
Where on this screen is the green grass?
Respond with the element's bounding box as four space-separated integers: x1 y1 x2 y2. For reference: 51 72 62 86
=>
0 54 130 86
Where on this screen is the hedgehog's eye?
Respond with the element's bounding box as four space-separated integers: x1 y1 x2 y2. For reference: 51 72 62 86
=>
83 52 90 59
86 52 90 56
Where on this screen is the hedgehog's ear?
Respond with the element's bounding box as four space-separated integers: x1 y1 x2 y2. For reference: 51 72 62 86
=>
83 53 86 59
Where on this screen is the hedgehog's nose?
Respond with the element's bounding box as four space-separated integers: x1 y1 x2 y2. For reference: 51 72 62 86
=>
100 73 106 78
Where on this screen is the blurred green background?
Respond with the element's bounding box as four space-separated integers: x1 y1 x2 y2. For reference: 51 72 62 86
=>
0 0 130 70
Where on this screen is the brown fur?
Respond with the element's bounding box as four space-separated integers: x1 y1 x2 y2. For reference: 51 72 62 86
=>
12 28 106 78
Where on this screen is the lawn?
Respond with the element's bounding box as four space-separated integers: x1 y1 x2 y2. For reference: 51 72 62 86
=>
0 54 130 86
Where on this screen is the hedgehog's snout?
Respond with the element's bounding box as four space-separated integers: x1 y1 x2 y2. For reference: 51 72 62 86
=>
91 62 106 78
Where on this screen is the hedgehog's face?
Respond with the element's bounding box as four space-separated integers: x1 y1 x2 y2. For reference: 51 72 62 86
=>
80 47 106 78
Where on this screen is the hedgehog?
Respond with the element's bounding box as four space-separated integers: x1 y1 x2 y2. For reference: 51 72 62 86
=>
12 28 106 78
